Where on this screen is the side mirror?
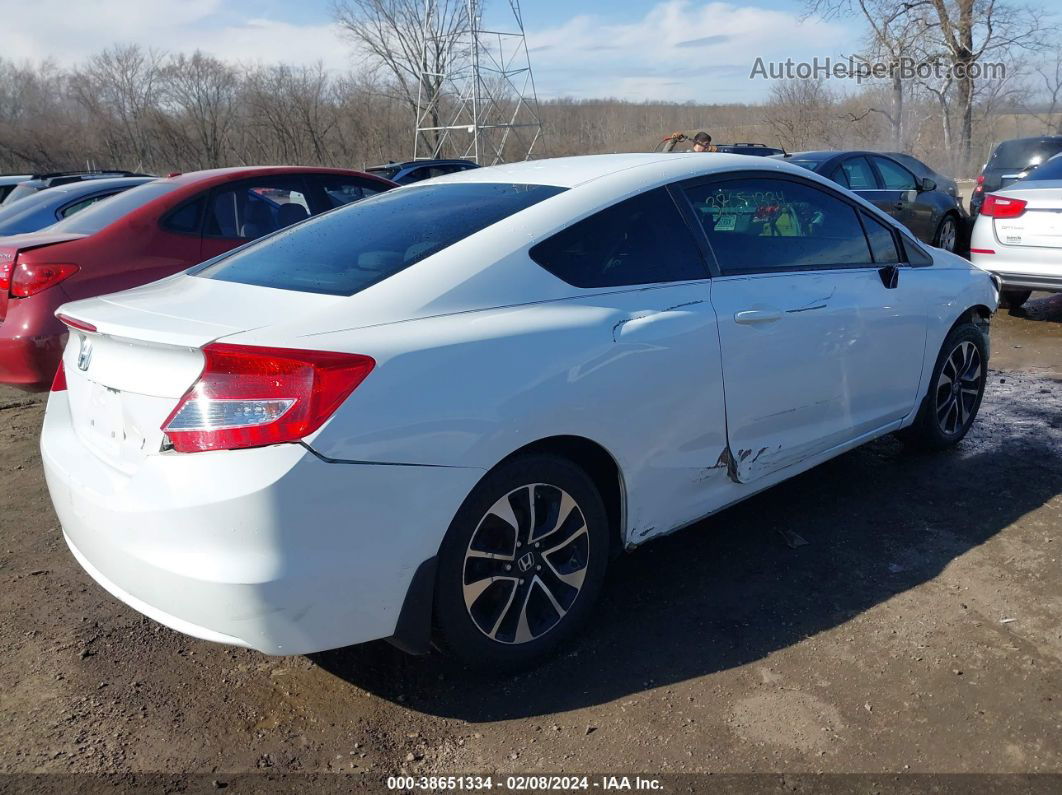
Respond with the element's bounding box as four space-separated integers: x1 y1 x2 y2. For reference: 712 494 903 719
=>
920 176 936 192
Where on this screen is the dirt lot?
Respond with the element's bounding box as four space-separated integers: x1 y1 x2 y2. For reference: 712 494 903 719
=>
0 295 1060 787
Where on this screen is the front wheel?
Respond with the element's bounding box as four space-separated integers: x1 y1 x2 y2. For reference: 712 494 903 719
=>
434 454 610 671
899 323 987 450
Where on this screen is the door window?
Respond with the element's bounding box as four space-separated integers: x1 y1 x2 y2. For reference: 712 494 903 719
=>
683 177 874 273
872 157 917 190
205 177 309 240
529 187 707 287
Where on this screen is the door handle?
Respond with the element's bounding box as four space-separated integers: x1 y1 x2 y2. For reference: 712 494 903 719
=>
893 201 905 211
734 308 783 325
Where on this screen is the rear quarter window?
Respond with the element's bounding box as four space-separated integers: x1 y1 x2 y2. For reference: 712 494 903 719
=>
193 183 565 296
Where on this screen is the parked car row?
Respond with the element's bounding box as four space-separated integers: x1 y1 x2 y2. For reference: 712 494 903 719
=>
0 166 396 389
781 150 967 253
37 152 998 669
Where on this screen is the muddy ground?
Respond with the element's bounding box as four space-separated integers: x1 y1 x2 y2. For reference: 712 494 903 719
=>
0 295 1060 788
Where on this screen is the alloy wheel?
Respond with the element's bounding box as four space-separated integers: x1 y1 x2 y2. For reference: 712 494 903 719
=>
462 484 590 645
935 340 981 435
938 217 957 252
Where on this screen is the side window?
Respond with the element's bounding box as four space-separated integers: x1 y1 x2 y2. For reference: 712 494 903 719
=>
530 187 707 287
403 168 429 183
205 177 309 240
683 177 873 273
840 157 878 190
309 175 387 211
902 235 934 266
860 212 900 263
162 194 207 235
872 157 917 190
59 193 117 219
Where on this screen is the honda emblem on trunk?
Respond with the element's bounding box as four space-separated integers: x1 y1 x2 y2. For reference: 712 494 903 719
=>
77 337 93 371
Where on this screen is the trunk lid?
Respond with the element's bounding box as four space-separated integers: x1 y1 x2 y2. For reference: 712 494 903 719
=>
55 274 346 471
991 184 1062 249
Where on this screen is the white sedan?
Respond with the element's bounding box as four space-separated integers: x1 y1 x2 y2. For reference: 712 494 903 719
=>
42 154 997 670
970 153 1062 309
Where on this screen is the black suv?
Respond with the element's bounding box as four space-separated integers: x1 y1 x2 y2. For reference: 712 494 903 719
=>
1 170 152 206
971 136 1062 216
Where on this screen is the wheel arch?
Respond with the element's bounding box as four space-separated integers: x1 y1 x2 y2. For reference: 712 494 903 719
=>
494 435 627 558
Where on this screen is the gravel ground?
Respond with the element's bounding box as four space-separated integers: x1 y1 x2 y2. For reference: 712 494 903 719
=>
0 294 1059 789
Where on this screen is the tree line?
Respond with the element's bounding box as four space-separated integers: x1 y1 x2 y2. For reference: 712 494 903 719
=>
0 40 1058 179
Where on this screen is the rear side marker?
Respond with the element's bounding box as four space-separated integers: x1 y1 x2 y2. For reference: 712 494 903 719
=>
969 248 996 255
51 360 67 392
56 314 98 333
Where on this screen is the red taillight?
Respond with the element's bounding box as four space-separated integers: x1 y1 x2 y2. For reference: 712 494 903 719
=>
0 257 13 293
981 194 1027 219
10 262 79 297
51 360 67 392
974 175 985 194
161 343 375 453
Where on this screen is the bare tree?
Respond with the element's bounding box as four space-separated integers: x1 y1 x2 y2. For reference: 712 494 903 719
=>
161 51 239 169
1021 53 1062 134
332 0 470 149
70 45 165 170
806 0 925 149
764 80 840 151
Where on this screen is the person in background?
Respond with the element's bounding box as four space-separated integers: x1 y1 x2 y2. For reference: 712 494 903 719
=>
662 131 718 153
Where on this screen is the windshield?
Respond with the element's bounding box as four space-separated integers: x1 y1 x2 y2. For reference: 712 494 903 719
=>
195 182 565 296
986 139 1062 171
1024 154 1062 182
48 181 176 235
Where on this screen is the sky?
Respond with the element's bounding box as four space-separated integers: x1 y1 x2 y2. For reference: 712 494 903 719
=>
0 0 861 102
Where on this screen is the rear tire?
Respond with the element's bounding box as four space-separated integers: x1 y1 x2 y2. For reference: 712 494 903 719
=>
899 322 987 451
1000 289 1032 310
434 453 610 671
933 214 959 252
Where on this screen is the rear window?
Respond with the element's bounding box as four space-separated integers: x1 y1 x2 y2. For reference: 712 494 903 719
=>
786 159 825 173
1025 154 1062 182
987 139 1062 171
194 183 565 296
368 166 400 180
49 181 176 235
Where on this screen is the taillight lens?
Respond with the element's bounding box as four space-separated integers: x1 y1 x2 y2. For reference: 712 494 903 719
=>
51 360 67 392
161 343 375 453
0 257 13 293
10 262 79 297
981 194 1027 219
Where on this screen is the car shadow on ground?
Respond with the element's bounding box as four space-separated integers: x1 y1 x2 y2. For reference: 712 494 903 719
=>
311 386 1062 722
1005 292 1062 321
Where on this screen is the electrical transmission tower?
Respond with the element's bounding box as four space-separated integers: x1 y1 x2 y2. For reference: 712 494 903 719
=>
414 0 544 164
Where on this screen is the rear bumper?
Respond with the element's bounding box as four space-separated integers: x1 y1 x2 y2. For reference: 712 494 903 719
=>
41 392 483 655
989 272 1062 291
0 297 65 390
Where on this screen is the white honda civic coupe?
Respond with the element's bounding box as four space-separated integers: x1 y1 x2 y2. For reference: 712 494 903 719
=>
42 154 997 669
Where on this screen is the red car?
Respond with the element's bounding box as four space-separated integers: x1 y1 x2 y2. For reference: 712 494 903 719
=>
0 166 396 390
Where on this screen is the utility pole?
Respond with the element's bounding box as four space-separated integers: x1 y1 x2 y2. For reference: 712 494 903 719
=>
414 0 544 164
